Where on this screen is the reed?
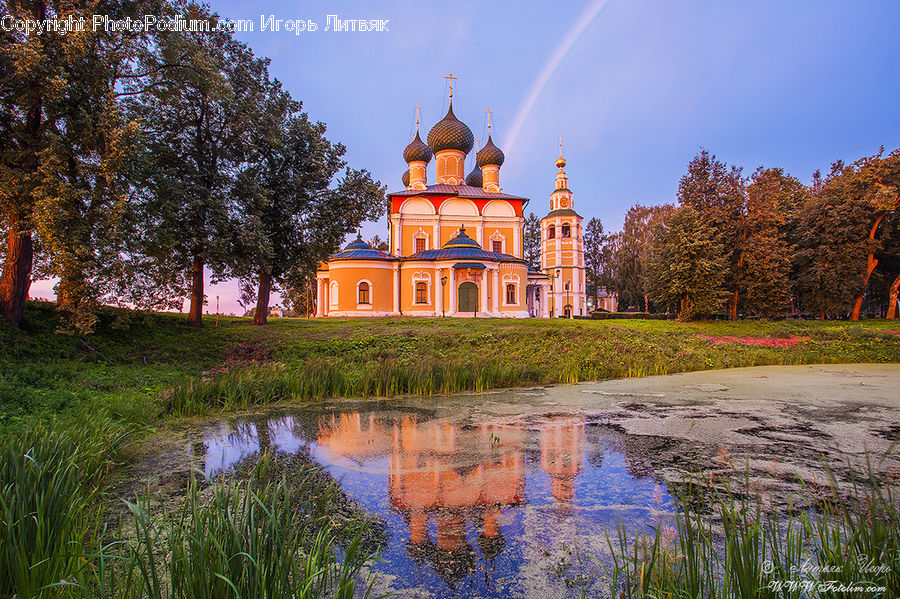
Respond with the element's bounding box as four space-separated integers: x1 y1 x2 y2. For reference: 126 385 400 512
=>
604 461 900 598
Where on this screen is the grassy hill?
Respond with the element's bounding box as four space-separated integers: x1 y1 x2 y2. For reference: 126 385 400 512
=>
2 300 900 429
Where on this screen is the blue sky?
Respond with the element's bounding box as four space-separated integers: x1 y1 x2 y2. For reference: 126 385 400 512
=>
29 0 900 313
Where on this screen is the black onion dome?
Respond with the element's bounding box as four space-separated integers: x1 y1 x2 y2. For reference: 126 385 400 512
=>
476 134 505 167
402 169 410 187
427 103 474 154
403 131 432 163
465 162 482 188
442 226 481 249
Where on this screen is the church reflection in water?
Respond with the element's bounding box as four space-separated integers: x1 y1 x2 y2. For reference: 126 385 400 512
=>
316 412 586 589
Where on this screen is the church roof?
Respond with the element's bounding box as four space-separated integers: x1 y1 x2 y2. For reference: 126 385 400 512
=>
543 208 581 219
403 227 525 263
329 236 397 262
389 184 528 202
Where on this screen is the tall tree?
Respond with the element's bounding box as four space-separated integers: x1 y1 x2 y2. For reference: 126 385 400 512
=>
232 91 385 325
742 167 805 318
647 206 729 320
605 204 672 311
522 212 541 270
0 0 146 328
583 217 605 306
677 150 746 319
130 3 267 324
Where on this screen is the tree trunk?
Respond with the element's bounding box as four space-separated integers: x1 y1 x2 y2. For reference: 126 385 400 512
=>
254 269 271 325
730 289 739 320
0 213 34 327
188 254 204 324
887 272 900 320
850 213 886 321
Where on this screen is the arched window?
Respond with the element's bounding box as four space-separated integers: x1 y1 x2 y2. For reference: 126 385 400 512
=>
548 225 556 239
562 223 571 238
358 282 370 304
506 283 516 305
415 281 427 304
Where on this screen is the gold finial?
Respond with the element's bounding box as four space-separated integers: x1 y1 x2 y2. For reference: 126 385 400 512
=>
413 104 422 130
485 108 494 135
444 73 458 100
556 135 567 169
474 136 480 151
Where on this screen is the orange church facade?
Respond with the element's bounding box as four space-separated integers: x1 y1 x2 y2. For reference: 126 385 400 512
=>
315 90 588 318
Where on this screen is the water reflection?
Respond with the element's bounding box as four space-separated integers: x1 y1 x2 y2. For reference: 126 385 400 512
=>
198 409 673 598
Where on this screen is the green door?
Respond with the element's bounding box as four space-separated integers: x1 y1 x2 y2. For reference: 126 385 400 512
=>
458 282 478 313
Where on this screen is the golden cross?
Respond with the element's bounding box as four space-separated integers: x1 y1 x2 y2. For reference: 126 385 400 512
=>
413 104 422 129
444 73 458 98
558 134 564 157
485 108 494 134
475 137 481 151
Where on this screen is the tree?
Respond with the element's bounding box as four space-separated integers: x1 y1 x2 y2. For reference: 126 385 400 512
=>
846 148 900 320
677 150 746 319
583 217 605 306
794 162 869 318
522 212 541 270
648 206 729 320
232 93 385 325
0 0 146 328
742 167 805 318
369 235 389 251
129 3 268 324
604 204 673 311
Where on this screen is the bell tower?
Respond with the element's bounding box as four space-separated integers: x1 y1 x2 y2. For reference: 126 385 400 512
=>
540 137 586 317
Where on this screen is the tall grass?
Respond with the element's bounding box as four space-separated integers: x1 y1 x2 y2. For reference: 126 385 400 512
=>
114 458 379 599
0 416 126 598
162 357 547 415
1 420 380 598
605 462 900 598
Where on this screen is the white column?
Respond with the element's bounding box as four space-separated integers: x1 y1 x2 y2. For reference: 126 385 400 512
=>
323 281 330 316
315 279 324 316
393 264 400 314
492 269 499 314
480 272 488 316
449 268 457 314
432 221 439 250
435 268 443 316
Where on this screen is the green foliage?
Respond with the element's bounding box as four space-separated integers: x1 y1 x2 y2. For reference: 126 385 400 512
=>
648 206 731 320
523 212 542 270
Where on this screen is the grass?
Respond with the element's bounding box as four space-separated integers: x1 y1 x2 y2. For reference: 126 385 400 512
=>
603 461 900 599
0 418 380 598
3 300 899 423
2 300 899 597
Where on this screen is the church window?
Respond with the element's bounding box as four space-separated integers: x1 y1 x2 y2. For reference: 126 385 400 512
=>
506 283 516 304
415 282 427 304
415 237 426 253
358 282 370 304
548 225 556 239
492 240 502 253
562 223 571 238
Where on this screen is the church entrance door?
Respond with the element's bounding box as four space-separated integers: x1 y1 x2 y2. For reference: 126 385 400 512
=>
458 282 478 314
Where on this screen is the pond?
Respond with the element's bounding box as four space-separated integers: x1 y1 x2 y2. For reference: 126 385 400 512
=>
180 364 900 598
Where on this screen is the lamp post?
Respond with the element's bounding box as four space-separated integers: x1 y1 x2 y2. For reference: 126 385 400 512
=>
555 268 561 318
440 275 447 317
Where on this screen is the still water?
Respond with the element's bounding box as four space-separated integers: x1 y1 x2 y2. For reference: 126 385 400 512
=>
196 400 675 598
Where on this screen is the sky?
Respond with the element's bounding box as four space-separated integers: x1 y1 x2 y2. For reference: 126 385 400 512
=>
29 0 900 314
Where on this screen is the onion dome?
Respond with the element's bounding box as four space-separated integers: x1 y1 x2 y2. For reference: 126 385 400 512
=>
442 226 481 249
427 103 474 154
343 234 369 251
402 169 410 187
403 131 432 164
465 162 482 188
556 156 567 168
476 134 505 167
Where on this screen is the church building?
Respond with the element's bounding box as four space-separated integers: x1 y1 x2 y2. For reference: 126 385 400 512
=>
315 84 586 318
